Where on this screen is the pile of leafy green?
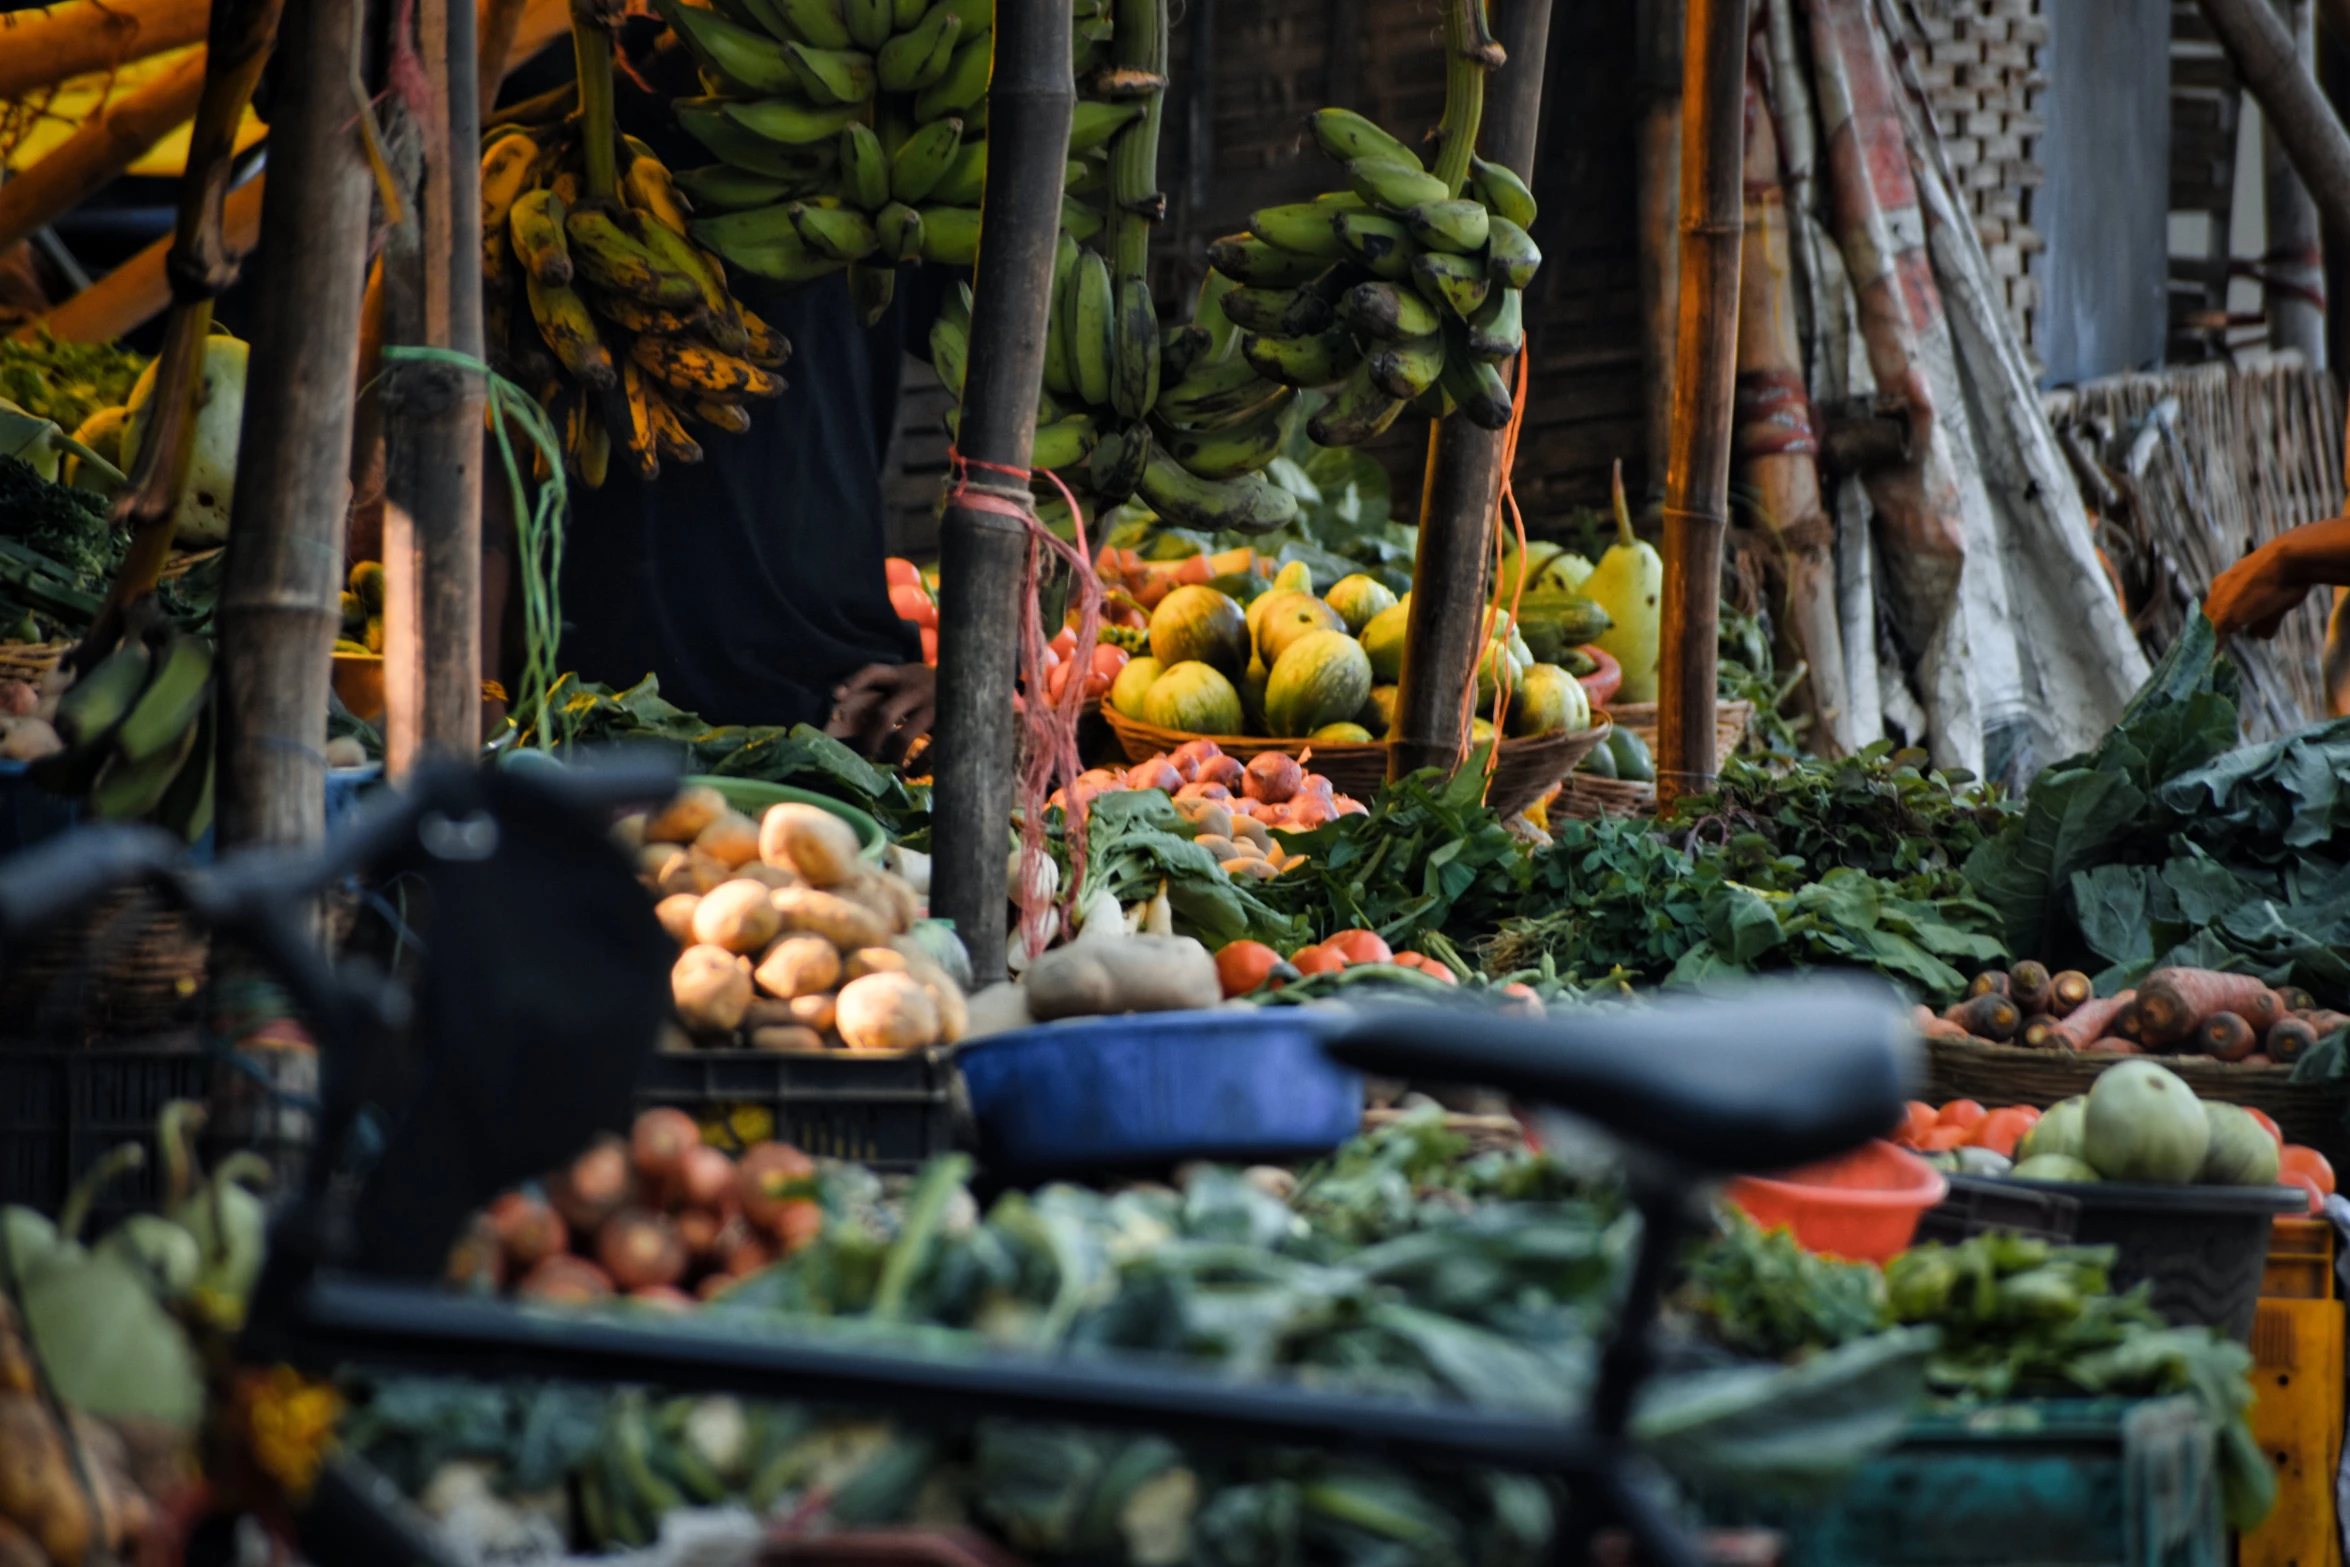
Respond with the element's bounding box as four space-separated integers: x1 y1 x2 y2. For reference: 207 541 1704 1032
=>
1257 760 1524 945
1064 789 1294 949
1964 614 2350 1000
0 331 145 432
503 673 930 836
0 455 118 631
1679 1208 1891 1362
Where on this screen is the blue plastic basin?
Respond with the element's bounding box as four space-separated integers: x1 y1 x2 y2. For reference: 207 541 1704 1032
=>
957 1008 1363 1175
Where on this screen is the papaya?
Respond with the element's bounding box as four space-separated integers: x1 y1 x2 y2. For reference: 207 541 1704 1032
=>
1312 722 1374 742
1258 595 1346 665
1240 657 1270 731
1264 631 1372 737
1360 683 1399 737
1507 663 1589 736
1109 655 1164 717
1271 559 1313 594
1140 660 1244 735
1359 597 1412 683
1245 587 1311 645
1149 585 1250 679
1324 574 1398 634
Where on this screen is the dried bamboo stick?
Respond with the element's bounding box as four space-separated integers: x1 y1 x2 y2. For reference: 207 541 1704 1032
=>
0 0 208 103
0 47 207 261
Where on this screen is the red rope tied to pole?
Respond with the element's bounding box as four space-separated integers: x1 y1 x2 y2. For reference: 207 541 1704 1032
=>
945 448 1104 961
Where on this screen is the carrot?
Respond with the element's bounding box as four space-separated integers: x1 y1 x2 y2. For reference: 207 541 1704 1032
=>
2050 991 2135 1051
2301 1009 2350 1037
2242 1053 2275 1066
2277 986 2317 1013
2087 1038 2142 1055
1920 1017 1974 1044
2196 1011 2258 1062
1966 970 2010 1000
1946 993 2021 1042
2017 1014 2060 1050
597 1208 687 1292
2008 961 2052 1015
2267 1017 2318 1064
2114 1004 2144 1045
2134 968 2285 1051
2046 970 2094 1017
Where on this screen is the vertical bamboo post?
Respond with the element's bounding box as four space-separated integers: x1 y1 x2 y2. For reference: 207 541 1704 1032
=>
2266 0 2327 363
1655 0 1746 802
1635 0 1684 502
930 0 1075 983
383 0 487 773
1388 0 1541 784
217 0 379 849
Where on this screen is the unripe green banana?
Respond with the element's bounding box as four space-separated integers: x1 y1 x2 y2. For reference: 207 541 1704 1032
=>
917 204 981 263
914 33 992 120
1311 107 1420 170
705 230 849 283
890 117 964 202
1246 201 1347 259
1203 233 1328 288
838 122 890 209
876 5 962 91
1415 379 1457 419
936 0 993 36
1332 211 1417 280
1031 413 1098 471
675 99 844 174
1089 422 1151 503
674 164 800 212
1060 195 1104 243
1067 100 1145 153
784 41 876 104
1042 231 1078 396
844 0 892 49
1410 250 1490 319
1110 276 1159 422
1160 399 1288 480
1367 331 1445 399
789 201 880 259
1401 198 1489 255
1194 270 1243 364
772 0 853 48
1220 284 1333 336
1484 215 1541 290
928 137 986 204
1339 280 1442 342
1153 354 1285 429
1470 154 1538 228
877 200 925 262
1441 339 1514 429
1065 156 1107 196
1306 362 1409 447
657 0 802 94
1348 157 1448 212
1159 323 1211 385
1071 249 1115 407
690 202 800 251
723 96 864 146
1466 285 1523 361
1137 441 1300 533
930 312 969 393
892 0 928 28
1240 326 1358 388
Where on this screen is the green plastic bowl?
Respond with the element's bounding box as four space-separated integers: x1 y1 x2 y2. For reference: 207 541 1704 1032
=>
683 775 886 860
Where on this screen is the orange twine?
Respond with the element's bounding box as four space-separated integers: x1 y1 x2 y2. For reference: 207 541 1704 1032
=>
945 448 1104 959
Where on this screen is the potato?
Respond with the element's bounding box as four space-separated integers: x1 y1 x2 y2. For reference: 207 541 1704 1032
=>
924 966 968 1044
742 998 803 1030
695 810 762 869
647 785 729 844
1191 802 1235 841
836 869 920 934
693 880 783 954
1024 933 1222 1021
1193 834 1239 860
771 887 891 952
760 803 862 886
788 992 837 1032
844 946 908 981
687 847 737 894
673 945 753 1034
654 893 701 946
1230 815 1273 852
654 852 698 898
749 1025 827 1053
833 971 941 1051
611 812 649 853
640 843 684 880
755 934 840 999
0 1393 90 1567
727 860 801 891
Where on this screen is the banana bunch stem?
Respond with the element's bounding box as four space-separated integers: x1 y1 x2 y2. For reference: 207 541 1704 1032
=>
572 4 621 204
1433 0 1501 198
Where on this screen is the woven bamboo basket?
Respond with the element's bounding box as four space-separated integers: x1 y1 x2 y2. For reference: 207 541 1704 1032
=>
1602 699 1753 763
0 642 70 682
1551 772 1658 820
0 888 209 1041
1926 1036 2350 1165
1101 706 1612 813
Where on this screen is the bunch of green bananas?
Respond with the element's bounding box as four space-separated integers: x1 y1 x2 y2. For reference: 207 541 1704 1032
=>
482 117 788 487
1209 106 1541 447
31 630 216 838
655 0 1076 323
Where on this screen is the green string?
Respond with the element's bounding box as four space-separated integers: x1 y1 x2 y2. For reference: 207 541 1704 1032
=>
377 346 569 751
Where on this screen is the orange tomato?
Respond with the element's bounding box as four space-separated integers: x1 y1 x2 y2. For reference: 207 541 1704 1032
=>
1215 941 1285 998
2282 1145 2336 1195
1917 1125 1971 1152
1324 929 1393 965
1498 981 1544 1014
1936 1099 1989 1130
1966 1107 2038 1158
1899 1102 1938 1145
2246 1107 2285 1147
885 557 922 588
1173 555 1213 585
1291 945 1346 976
1417 962 1458 986
2287 1173 2328 1215
1388 950 1429 971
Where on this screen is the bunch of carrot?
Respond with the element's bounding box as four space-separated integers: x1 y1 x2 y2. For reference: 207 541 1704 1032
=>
448 1109 820 1308
1915 963 2343 1065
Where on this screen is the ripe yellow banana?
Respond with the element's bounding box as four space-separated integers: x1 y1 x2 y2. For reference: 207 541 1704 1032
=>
509 187 573 286
525 273 617 389
481 134 541 239
694 398 753 434
592 295 703 336
631 334 786 399
621 155 695 234
620 362 662 480
739 307 791 367
644 383 705 464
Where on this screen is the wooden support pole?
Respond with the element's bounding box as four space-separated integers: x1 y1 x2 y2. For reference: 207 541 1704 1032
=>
2201 0 2350 235
383 0 487 773
2266 0 2328 363
1389 0 1545 784
930 0 1075 983
0 48 208 260
0 0 208 103
1655 0 1745 801
1635 0 1684 502
217 0 378 851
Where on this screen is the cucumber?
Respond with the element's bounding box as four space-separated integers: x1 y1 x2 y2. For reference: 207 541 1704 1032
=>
1577 740 1617 779
1607 727 1653 782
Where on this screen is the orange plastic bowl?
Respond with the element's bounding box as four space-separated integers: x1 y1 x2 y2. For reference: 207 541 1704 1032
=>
1726 1140 1949 1263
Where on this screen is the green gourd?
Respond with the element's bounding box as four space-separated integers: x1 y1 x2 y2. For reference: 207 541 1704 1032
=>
1583 460 1663 703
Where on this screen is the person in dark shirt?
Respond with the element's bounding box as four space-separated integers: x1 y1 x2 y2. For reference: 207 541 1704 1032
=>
504 26 946 763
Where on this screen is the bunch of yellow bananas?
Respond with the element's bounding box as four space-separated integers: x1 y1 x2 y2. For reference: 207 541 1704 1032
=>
481 118 788 486
1209 107 1542 448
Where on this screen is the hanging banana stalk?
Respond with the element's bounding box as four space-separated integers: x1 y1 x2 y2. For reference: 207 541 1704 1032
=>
81 0 286 674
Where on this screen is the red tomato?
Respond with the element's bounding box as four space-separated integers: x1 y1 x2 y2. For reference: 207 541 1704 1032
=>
1325 929 1393 965
1215 941 1286 998
2246 1107 2285 1147
885 557 922 588
1389 950 1429 971
1899 1102 1938 1146
1090 643 1130 678
1936 1099 1988 1130
2287 1173 2328 1215
1047 662 1071 698
1291 944 1346 976
1498 981 1544 1014
889 582 937 628
2282 1145 2336 1195
1917 1125 1971 1152
1966 1107 2038 1158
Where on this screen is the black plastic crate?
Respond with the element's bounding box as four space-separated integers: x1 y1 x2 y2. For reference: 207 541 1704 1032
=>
637 1047 961 1173
1913 1172 2082 1247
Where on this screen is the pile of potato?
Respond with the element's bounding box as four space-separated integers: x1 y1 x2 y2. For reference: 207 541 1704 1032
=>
620 786 965 1054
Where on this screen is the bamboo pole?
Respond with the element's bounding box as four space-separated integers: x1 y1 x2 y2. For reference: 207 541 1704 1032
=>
1388 0 1529 784
1635 0 1684 502
16 176 263 345
0 0 208 103
1656 0 1747 800
2266 0 2327 364
79 0 283 668
930 0 1076 983
216 0 378 851
0 48 207 260
2200 0 2350 234
382 0 486 772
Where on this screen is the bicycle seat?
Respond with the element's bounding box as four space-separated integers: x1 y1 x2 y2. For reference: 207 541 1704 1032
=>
1323 975 1915 1173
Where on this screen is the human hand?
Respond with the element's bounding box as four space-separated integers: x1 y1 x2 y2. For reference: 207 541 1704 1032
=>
826 662 936 766
2206 537 2314 640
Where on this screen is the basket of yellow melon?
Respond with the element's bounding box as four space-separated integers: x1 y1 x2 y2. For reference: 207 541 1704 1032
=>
1100 563 1613 816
